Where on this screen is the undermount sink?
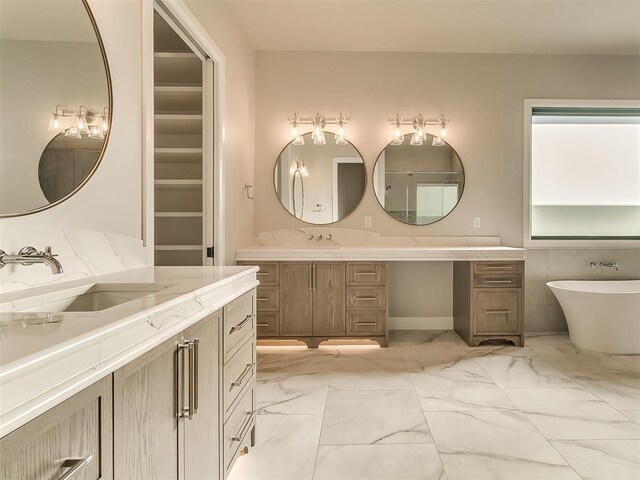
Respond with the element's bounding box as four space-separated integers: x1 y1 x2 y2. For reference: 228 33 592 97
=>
0 283 168 313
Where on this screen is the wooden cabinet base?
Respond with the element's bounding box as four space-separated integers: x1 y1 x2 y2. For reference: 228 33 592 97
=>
453 261 525 348
258 335 388 348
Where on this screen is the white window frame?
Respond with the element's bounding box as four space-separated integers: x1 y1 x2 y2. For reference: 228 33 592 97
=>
523 99 640 249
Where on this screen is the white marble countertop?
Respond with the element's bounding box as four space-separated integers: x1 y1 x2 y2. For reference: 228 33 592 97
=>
236 229 526 261
0 266 258 438
236 246 526 262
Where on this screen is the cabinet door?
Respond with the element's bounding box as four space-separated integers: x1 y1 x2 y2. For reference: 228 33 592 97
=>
280 262 313 336
183 311 220 479
114 335 181 480
313 262 345 336
473 289 521 334
0 376 112 480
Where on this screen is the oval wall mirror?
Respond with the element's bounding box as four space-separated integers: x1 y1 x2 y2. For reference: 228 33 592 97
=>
274 132 366 224
373 133 465 225
0 0 112 217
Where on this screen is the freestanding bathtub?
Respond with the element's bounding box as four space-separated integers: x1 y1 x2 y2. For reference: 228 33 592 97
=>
547 280 640 354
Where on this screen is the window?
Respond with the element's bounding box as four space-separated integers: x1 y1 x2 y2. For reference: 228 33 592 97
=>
526 102 640 243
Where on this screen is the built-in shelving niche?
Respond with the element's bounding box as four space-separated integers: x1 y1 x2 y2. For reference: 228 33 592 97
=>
153 11 205 266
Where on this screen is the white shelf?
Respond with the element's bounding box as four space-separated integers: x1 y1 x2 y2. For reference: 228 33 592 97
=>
154 51 198 59
154 86 202 93
154 245 202 251
154 212 203 218
155 179 202 187
154 147 202 154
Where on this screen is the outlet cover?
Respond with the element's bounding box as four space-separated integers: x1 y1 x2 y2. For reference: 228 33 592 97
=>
473 217 481 229
364 216 372 228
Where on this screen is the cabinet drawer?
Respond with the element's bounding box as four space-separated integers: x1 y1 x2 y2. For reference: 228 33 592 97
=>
257 312 279 336
223 386 255 471
0 377 112 480
256 286 279 311
473 289 522 335
224 337 256 419
473 275 522 288
346 286 386 310
346 262 386 285
238 261 279 286
347 311 386 335
474 262 522 274
224 290 256 362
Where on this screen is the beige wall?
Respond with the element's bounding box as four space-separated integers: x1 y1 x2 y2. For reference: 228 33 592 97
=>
254 51 640 246
184 0 255 265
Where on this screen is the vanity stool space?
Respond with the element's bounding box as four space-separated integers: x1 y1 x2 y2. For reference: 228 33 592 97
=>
237 261 389 347
453 261 525 347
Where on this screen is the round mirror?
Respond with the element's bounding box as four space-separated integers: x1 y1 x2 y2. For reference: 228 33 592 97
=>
0 0 111 217
274 132 366 224
373 133 465 225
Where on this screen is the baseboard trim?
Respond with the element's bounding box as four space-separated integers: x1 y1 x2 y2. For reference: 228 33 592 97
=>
389 316 453 330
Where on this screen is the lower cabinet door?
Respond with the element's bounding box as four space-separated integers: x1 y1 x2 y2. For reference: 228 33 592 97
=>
184 311 221 480
280 262 313 336
0 376 113 480
113 335 181 480
313 262 345 336
473 289 522 334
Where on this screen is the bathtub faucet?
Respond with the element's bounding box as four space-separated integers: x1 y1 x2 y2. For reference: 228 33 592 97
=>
590 261 619 272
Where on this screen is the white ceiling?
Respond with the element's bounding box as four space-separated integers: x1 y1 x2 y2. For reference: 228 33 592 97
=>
226 0 640 55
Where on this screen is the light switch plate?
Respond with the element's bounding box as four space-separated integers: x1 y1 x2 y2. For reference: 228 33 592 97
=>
364 216 372 228
473 217 481 229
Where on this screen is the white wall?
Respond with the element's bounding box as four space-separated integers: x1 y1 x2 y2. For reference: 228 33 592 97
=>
0 0 148 290
184 0 256 265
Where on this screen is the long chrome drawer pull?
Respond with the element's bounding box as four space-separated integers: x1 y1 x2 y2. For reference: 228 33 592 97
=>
178 340 197 419
231 363 255 386
256 323 269 327
257 297 270 301
356 272 377 275
356 322 377 326
58 455 93 480
308 264 312 290
356 296 377 300
230 314 255 333
193 338 199 414
231 411 254 442
485 280 513 284
257 272 269 276
484 310 512 314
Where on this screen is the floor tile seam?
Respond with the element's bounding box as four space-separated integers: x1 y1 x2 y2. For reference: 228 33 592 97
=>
312 369 333 480
408 360 451 480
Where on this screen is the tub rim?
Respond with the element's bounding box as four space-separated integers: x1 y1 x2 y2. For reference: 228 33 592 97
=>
546 279 640 295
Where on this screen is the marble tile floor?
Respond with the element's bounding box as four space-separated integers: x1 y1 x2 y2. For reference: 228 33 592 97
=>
228 331 640 480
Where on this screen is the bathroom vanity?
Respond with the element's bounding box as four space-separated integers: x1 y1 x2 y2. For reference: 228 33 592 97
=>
0 266 258 480
236 232 526 348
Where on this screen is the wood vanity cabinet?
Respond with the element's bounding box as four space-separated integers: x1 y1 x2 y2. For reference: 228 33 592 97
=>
0 376 113 480
113 298 257 480
238 261 388 347
113 310 221 480
453 261 524 347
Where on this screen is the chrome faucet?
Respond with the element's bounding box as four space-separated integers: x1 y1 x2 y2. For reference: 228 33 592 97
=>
0 246 64 274
590 260 619 272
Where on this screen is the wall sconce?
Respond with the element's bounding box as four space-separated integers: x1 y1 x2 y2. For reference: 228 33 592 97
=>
389 113 449 146
48 105 109 139
289 112 349 146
